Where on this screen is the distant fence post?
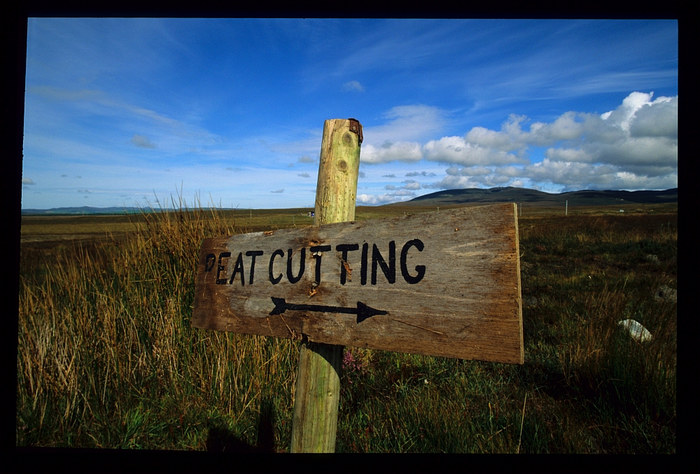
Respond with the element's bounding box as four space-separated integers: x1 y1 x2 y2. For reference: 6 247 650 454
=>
289 118 362 453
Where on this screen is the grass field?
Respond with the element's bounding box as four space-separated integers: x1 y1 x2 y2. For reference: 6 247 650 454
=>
16 201 677 453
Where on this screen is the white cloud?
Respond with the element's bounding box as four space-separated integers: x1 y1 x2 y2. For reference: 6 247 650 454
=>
405 171 436 177
425 175 478 189
463 112 589 153
594 136 677 168
356 194 383 205
362 141 423 164
445 166 490 176
361 92 677 195
427 168 516 190
595 92 678 149
342 80 365 92
521 158 676 191
333 91 678 205
601 91 653 133
357 190 415 205
402 180 421 190
629 95 677 138
423 136 524 165
362 104 447 148
465 125 519 151
360 104 445 164
532 112 586 144
545 147 594 163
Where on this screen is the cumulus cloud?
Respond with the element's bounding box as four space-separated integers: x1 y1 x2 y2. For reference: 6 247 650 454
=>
427 170 513 190
534 92 678 182
362 141 423 164
423 136 526 165
357 189 416 205
446 166 491 176
462 112 586 151
545 147 594 163
405 171 436 177
22 178 36 185
629 96 677 138
385 180 421 191
523 159 674 191
361 104 447 164
360 92 677 198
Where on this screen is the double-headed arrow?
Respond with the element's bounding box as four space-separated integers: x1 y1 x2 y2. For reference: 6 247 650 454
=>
269 297 387 323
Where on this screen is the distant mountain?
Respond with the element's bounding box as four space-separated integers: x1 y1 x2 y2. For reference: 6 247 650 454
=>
399 187 677 207
22 187 677 214
21 206 154 216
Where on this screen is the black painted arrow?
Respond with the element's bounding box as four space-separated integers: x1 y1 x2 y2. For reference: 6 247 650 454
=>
269 297 387 323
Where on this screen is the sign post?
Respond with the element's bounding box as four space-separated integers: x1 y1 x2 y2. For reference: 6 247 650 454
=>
191 118 523 452
290 118 362 452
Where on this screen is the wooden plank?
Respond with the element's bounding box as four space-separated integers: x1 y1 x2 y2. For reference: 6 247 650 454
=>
192 202 523 364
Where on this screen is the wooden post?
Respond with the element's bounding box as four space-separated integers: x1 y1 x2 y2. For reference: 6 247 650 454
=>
289 118 362 453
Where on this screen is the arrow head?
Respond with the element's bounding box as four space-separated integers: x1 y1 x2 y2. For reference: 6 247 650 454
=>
269 297 287 315
269 296 385 322
356 301 388 323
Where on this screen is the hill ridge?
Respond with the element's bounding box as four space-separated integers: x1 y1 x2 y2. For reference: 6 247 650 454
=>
22 187 678 214
400 186 677 207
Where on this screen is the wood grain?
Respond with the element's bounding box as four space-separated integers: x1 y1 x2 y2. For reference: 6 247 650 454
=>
192 202 523 364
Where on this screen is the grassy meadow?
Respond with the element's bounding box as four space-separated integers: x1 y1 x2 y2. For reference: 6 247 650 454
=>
16 201 677 453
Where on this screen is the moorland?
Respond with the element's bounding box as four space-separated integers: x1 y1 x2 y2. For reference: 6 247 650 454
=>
16 199 677 455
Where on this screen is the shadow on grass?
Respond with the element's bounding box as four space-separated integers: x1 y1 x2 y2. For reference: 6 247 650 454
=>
205 398 276 453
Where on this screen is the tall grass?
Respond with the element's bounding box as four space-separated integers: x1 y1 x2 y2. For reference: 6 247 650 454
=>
17 199 298 450
335 212 676 453
17 205 676 453
520 213 676 453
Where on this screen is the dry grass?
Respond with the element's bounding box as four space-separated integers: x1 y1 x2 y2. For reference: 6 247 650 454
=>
17 200 298 449
17 202 676 453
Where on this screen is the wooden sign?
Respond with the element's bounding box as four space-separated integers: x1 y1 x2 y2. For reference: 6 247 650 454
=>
192 203 523 364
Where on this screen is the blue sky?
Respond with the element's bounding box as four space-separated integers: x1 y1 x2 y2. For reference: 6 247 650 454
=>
21 18 678 209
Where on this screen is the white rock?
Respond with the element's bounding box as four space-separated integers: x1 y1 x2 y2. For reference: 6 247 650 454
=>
617 319 653 343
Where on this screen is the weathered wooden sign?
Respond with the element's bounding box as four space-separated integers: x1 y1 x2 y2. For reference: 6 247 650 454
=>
192 203 523 364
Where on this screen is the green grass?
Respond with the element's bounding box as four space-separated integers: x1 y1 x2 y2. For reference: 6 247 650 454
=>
17 202 676 453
